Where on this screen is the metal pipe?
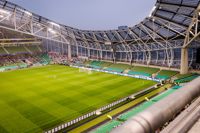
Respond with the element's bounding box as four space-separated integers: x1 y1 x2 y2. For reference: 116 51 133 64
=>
111 77 200 133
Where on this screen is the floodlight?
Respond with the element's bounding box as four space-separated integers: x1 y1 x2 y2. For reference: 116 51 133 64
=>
24 10 32 16
48 28 56 34
105 41 111 45
36 23 42 28
17 8 32 16
49 21 60 28
0 9 11 15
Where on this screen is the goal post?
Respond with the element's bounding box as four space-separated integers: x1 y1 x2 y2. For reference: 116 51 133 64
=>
79 67 92 74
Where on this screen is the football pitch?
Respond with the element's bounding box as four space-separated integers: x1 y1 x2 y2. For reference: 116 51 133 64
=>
0 65 156 133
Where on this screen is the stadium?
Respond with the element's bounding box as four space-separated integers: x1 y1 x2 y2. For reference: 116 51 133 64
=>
0 0 200 133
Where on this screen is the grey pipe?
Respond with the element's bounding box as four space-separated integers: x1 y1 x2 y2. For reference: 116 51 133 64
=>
111 77 200 133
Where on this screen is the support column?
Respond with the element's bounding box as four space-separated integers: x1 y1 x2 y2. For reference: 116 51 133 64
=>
88 48 90 59
129 52 133 65
112 50 116 63
76 45 79 57
147 51 151 65
100 50 103 60
180 48 189 74
68 44 71 60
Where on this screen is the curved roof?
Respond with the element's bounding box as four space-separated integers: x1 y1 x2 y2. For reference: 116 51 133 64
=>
0 0 199 46
73 0 200 44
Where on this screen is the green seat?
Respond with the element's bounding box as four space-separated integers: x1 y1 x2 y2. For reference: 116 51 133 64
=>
156 75 169 80
39 54 51 65
105 67 124 73
128 70 151 77
156 70 178 80
174 75 199 83
132 66 159 75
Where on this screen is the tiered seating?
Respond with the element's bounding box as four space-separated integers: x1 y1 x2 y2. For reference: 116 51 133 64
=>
104 67 124 73
156 70 178 80
108 63 131 69
174 74 199 83
0 63 28 71
128 71 151 77
104 63 130 73
48 52 69 65
175 73 194 79
128 66 159 77
89 61 103 69
5 46 28 54
39 54 51 65
71 58 84 66
0 65 18 71
0 53 52 72
87 61 111 69
100 62 111 68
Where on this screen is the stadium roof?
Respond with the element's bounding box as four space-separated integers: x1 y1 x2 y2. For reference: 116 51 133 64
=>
0 0 200 49
75 0 200 43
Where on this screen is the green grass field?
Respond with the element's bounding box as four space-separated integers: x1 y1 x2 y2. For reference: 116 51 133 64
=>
0 65 155 133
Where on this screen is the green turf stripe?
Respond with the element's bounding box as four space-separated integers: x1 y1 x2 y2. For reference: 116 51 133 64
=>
0 65 156 132
0 100 42 133
0 125 9 133
7 98 63 131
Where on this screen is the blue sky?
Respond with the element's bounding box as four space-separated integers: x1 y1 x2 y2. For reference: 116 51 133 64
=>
8 0 155 30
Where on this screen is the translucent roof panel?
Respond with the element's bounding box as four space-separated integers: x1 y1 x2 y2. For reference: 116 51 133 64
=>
1 0 200 45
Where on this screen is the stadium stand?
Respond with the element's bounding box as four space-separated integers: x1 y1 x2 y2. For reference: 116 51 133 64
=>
128 71 151 77
104 63 131 73
97 61 112 69
39 54 51 65
174 74 199 84
104 67 124 73
156 70 178 80
86 60 111 69
0 52 53 72
108 63 131 70
84 61 180 80
128 66 160 77
0 0 200 75
0 0 200 132
89 61 103 69
132 66 159 74
48 52 68 65
175 73 195 79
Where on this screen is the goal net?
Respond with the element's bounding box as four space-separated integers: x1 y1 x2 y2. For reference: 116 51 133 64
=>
79 68 92 74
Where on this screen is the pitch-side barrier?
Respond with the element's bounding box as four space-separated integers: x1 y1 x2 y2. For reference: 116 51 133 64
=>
72 65 162 82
